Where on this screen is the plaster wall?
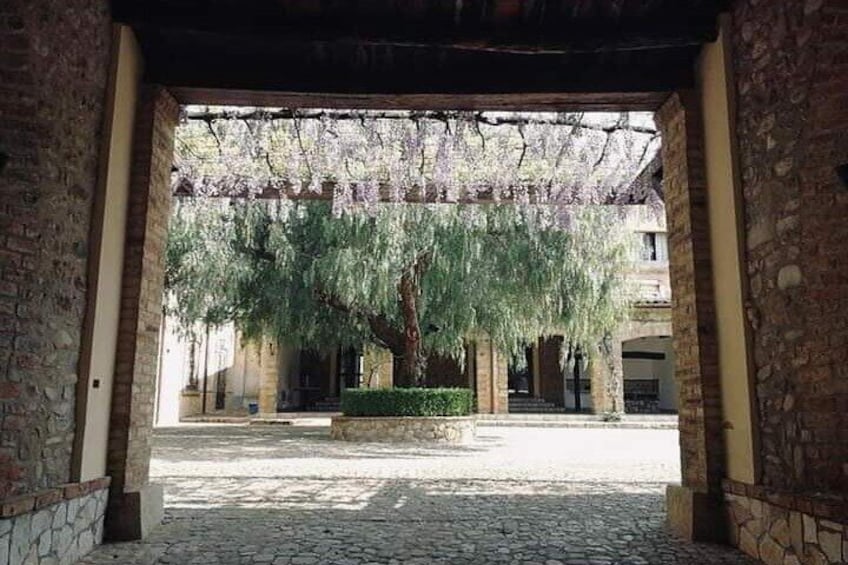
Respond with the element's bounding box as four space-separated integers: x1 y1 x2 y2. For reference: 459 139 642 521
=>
78 27 143 479
698 17 758 485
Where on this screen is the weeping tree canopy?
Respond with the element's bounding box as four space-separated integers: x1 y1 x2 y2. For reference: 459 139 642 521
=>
174 108 661 214
166 199 634 386
168 108 652 385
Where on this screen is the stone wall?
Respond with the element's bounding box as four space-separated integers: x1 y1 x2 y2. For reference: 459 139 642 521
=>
730 0 848 495
0 0 112 497
625 399 660 414
0 478 110 565
330 417 476 444
724 480 847 564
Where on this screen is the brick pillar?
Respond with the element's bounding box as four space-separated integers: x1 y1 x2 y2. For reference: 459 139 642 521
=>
588 336 624 415
258 338 280 415
656 91 726 542
474 337 508 414
105 86 178 541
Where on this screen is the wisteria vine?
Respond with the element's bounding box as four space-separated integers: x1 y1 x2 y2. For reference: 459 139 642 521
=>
174 107 661 217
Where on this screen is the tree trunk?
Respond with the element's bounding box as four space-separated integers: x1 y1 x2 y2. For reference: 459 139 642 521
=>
396 268 426 387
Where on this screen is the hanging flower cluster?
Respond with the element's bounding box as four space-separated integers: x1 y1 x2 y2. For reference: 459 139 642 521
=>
175 108 660 217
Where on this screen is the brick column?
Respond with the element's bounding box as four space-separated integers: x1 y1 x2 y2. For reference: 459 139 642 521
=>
258 338 280 415
474 337 508 414
105 86 179 541
656 91 726 542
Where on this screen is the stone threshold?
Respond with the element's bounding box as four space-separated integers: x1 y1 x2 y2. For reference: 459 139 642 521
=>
0 477 111 519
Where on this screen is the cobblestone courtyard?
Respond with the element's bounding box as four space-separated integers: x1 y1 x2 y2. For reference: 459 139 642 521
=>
82 422 751 564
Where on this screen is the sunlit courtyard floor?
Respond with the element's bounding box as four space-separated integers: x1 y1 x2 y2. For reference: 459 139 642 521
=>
81 423 752 565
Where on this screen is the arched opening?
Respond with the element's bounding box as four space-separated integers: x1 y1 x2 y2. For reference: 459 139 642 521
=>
622 335 677 414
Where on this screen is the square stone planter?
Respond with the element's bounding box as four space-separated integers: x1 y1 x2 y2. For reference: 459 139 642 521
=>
330 416 476 444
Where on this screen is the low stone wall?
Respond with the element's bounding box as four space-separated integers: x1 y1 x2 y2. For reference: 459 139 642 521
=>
723 480 846 564
624 399 660 414
331 417 476 444
0 477 110 565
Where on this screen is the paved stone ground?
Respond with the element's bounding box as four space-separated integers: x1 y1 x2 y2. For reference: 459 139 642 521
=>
81 424 753 565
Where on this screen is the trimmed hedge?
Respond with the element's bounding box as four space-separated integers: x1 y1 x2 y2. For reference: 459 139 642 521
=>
340 387 474 417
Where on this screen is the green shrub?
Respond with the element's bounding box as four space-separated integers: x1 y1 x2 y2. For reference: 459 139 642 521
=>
340 387 474 417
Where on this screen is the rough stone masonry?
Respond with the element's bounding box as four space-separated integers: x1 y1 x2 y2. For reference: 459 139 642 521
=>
731 0 848 495
0 0 112 497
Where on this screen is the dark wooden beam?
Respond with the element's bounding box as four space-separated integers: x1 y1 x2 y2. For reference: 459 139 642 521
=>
182 108 659 135
172 177 649 206
112 0 723 54
169 89 670 112
138 29 698 97
114 0 723 111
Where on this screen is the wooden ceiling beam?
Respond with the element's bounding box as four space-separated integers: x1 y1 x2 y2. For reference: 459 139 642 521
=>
167 89 669 113
114 5 721 55
112 0 724 111
171 178 650 206
139 32 698 97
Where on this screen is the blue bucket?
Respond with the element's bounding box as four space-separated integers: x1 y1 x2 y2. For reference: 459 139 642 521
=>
248 402 259 415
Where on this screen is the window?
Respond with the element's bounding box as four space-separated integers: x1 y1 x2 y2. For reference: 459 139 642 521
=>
624 379 660 401
338 346 363 390
639 232 668 262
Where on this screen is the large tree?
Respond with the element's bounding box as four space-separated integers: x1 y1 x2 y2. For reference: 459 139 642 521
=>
166 199 633 387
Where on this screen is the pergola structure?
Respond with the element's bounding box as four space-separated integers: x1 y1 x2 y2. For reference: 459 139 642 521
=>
3 1 846 563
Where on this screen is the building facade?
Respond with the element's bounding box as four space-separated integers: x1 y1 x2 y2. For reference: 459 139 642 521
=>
155 204 674 419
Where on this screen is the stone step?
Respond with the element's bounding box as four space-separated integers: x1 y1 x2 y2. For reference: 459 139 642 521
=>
476 413 679 429
508 396 564 414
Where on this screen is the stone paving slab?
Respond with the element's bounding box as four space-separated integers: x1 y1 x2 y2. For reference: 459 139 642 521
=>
80 425 753 565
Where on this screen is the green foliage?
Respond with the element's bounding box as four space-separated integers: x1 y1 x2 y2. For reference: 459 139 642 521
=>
164 199 634 366
340 387 474 417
